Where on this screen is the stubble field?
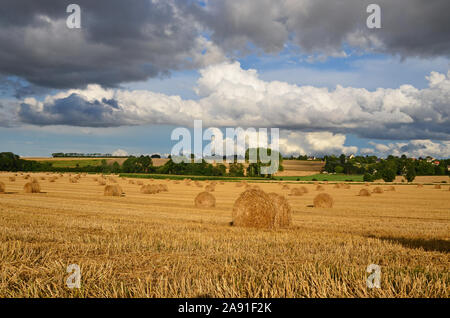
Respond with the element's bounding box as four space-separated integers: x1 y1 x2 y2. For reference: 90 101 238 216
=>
0 172 448 298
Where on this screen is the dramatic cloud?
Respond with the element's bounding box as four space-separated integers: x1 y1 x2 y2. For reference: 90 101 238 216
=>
15 62 450 141
0 99 19 127
0 0 449 92
197 0 450 59
0 0 226 90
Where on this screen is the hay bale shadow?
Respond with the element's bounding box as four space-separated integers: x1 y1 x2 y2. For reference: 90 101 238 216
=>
367 235 449 253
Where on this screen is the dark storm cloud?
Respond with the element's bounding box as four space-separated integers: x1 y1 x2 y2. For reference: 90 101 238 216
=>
195 0 450 58
0 0 201 89
18 93 127 127
0 0 448 92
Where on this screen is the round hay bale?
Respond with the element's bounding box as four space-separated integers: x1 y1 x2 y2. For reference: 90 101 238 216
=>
128 180 135 184
98 180 106 186
140 185 159 194
300 186 309 194
316 185 325 191
417 184 424 188
282 184 290 190
373 187 384 194
104 185 124 197
387 186 396 191
194 191 216 208
290 188 303 196
49 177 57 183
205 184 215 192
267 193 292 228
40 177 46 181
0 182 5 193
342 184 351 189
434 184 441 189
334 184 341 189
236 182 244 188
313 193 334 208
358 189 371 197
157 184 169 192
137 180 144 186
365 183 370 187
232 189 277 229
69 177 78 183
24 181 41 193
9 177 15 182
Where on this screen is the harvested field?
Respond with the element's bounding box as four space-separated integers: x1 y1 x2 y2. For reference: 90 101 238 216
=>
0 172 448 298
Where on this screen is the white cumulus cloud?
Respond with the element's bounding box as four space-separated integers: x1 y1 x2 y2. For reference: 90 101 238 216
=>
112 149 129 157
13 61 450 142
367 140 450 158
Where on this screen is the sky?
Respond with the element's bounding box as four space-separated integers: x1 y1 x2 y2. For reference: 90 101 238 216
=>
0 0 449 158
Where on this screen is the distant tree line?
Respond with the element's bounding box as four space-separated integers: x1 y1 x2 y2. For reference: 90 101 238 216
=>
0 149 282 178
323 154 450 182
52 153 128 158
0 153 47 171
2 152 447 181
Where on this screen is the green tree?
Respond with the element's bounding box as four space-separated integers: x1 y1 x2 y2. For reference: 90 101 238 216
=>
381 167 396 182
405 162 416 182
334 165 344 174
246 163 261 177
229 163 244 177
363 173 374 182
111 162 121 173
245 148 283 177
